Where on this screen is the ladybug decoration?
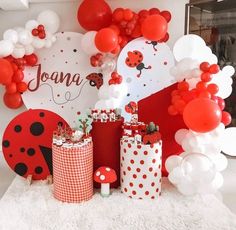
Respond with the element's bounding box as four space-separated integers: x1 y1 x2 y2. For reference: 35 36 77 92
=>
2 109 68 180
86 73 103 89
146 41 158 52
125 101 138 114
125 50 151 78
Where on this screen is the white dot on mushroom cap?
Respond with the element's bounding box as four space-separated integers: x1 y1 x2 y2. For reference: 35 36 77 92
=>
96 171 100 176
100 175 105 181
106 167 111 171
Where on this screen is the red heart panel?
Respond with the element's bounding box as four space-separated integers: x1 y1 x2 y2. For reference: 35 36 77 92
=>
138 83 186 176
2 109 68 180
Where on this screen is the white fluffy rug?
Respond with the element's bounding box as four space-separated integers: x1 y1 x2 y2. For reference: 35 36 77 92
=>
0 176 236 230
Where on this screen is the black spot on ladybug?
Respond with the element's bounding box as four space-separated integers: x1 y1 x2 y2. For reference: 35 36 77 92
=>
127 58 129 62
127 93 130 97
139 55 142 58
30 122 44 136
134 63 137 66
35 166 43 174
20 147 25 153
27 148 36 156
143 84 146 87
14 163 28 176
14 125 22 133
9 154 13 158
73 49 77 52
39 112 45 117
2 140 10 148
58 121 63 127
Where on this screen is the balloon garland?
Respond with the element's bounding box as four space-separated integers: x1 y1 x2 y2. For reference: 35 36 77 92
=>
165 34 235 195
0 10 60 109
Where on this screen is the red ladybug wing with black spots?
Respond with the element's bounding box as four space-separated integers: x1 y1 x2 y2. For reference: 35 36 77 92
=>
86 73 103 89
125 50 143 68
2 109 68 180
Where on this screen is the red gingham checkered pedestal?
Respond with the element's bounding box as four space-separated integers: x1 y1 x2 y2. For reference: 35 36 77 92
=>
52 142 93 203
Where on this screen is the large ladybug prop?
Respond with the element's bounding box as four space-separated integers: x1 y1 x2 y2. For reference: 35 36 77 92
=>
2 109 68 180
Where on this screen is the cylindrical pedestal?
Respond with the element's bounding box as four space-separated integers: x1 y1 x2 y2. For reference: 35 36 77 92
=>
120 140 162 199
52 142 93 203
91 119 123 188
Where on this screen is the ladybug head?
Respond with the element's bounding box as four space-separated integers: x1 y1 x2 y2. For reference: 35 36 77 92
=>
125 50 143 68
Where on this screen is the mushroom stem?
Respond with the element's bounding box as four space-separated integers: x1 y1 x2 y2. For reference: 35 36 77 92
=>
101 183 110 197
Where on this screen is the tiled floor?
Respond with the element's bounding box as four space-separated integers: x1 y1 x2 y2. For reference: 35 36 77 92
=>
0 152 236 214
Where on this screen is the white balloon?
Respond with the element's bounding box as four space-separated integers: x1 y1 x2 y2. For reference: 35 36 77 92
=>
3 29 18 44
98 85 110 100
81 31 99 55
168 167 184 184
32 37 45 49
165 155 182 173
181 153 216 185
25 20 39 31
37 10 60 34
18 30 33 45
12 45 25 58
0 40 14 57
221 127 236 156
24 45 34 55
209 153 228 172
222 65 235 77
173 34 218 64
211 172 224 190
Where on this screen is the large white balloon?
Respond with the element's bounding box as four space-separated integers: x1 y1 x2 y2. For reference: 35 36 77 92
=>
209 153 228 172
168 167 184 184
3 29 18 44
81 31 99 55
32 37 45 49
24 45 34 55
221 127 236 156
0 40 14 57
173 34 218 64
165 155 182 173
37 10 60 34
211 172 224 190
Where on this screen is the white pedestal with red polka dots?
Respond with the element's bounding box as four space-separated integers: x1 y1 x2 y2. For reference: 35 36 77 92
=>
52 142 93 203
120 140 162 199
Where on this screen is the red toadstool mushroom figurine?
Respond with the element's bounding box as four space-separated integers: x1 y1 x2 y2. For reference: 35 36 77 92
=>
94 166 117 197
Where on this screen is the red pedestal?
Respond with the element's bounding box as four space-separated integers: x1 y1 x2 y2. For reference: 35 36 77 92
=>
91 119 123 188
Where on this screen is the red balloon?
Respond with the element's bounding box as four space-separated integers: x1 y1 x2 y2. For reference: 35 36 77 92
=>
217 97 225 110
5 82 17 94
95 28 118 52
3 92 23 109
24 54 38 66
0 59 14 85
183 98 222 133
160 11 172 23
77 0 112 31
221 111 232 126
141 14 168 41
12 70 24 83
17 82 28 93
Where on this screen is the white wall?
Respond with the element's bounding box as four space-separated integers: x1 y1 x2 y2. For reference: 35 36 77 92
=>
0 0 188 141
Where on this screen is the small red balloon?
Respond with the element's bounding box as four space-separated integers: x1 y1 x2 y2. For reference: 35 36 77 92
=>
24 54 38 66
221 111 232 126
207 83 219 95
209 64 220 74
200 62 210 72
77 0 112 31
141 14 168 41
183 98 222 133
217 97 225 110
17 82 28 93
95 28 119 52
160 11 172 23
3 92 23 109
0 59 14 85
149 8 160 15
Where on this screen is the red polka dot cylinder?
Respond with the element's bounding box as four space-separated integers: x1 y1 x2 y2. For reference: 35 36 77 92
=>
120 140 162 199
53 141 93 203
